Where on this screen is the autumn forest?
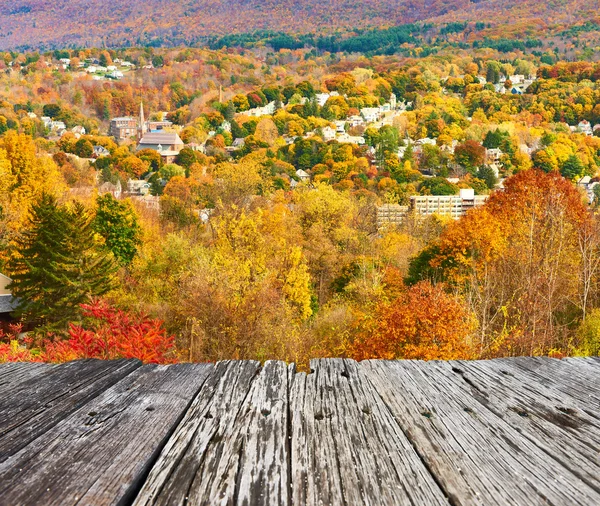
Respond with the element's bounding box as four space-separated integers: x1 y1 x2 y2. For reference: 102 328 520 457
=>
2 10 600 367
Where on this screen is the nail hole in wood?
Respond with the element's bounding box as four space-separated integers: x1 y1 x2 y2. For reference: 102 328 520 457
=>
204 412 213 419
315 412 324 421
261 409 271 417
340 370 349 378
516 409 528 417
88 411 97 417
421 410 432 419
145 406 155 412
500 370 513 376
556 406 576 415
464 407 474 414
452 367 463 374
362 406 372 415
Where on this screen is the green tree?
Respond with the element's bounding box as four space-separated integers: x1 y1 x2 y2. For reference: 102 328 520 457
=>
176 147 200 169
560 154 584 180
74 138 94 158
7 194 117 329
419 177 458 195
42 103 61 118
476 165 499 189
94 194 142 266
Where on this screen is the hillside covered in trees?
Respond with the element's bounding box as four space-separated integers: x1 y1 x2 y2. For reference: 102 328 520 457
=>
1 0 600 50
2 39 600 367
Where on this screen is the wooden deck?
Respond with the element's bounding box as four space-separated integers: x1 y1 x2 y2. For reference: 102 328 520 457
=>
0 357 599 505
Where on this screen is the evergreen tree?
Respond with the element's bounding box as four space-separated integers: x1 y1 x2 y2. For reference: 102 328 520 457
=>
7 194 117 329
477 165 499 189
94 194 141 266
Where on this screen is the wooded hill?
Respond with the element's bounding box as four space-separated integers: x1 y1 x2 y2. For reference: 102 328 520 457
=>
1 0 599 51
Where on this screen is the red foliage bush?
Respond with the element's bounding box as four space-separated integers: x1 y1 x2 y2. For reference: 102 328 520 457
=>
0 301 176 364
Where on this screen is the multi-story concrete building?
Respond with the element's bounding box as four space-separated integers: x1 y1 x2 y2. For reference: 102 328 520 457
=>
377 189 489 228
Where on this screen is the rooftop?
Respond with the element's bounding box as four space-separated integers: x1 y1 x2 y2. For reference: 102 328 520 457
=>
0 295 17 314
138 132 183 146
0 357 599 504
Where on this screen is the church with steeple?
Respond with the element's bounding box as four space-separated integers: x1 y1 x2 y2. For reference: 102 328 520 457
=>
136 101 184 163
138 102 147 140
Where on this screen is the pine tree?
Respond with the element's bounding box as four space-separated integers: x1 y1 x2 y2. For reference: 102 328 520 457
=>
7 194 117 329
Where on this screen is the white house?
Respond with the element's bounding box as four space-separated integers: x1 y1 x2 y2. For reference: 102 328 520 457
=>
360 107 381 123
296 169 310 182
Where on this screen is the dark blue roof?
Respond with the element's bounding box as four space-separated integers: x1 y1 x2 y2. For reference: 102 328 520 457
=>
0 295 17 314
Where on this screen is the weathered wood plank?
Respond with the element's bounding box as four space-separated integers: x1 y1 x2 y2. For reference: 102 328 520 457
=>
361 359 600 505
0 363 212 506
0 362 55 393
0 358 141 462
438 359 600 493
134 360 289 506
290 358 448 506
496 357 600 412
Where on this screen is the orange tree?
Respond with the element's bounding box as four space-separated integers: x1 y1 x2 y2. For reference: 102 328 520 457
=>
350 280 476 361
408 169 594 357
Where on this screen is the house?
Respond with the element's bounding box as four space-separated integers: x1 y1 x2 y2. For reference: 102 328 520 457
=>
335 121 346 134
316 93 331 107
417 137 437 146
110 117 138 140
127 179 151 196
321 126 336 141
226 138 246 152
137 132 184 163
360 107 381 123
347 115 365 128
187 142 206 154
98 180 122 199
577 176 598 203
232 138 246 149
93 145 110 158
296 169 310 182
577 120 593 136
244 102 276 117
486 148 503 163
336 133 365 145
72 125 86 136
0 274 18 322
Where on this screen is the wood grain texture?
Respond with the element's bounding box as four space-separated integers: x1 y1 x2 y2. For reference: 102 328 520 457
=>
360 359 600 505
497 357 600 411
0 359 141 462
440 359 600 494
134 360 289 506
0 362 55 394
0 363 212 506
290 358 448 506
2 358 600 506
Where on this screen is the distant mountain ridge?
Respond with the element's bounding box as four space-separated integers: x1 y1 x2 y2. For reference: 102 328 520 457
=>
0 0 596 50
